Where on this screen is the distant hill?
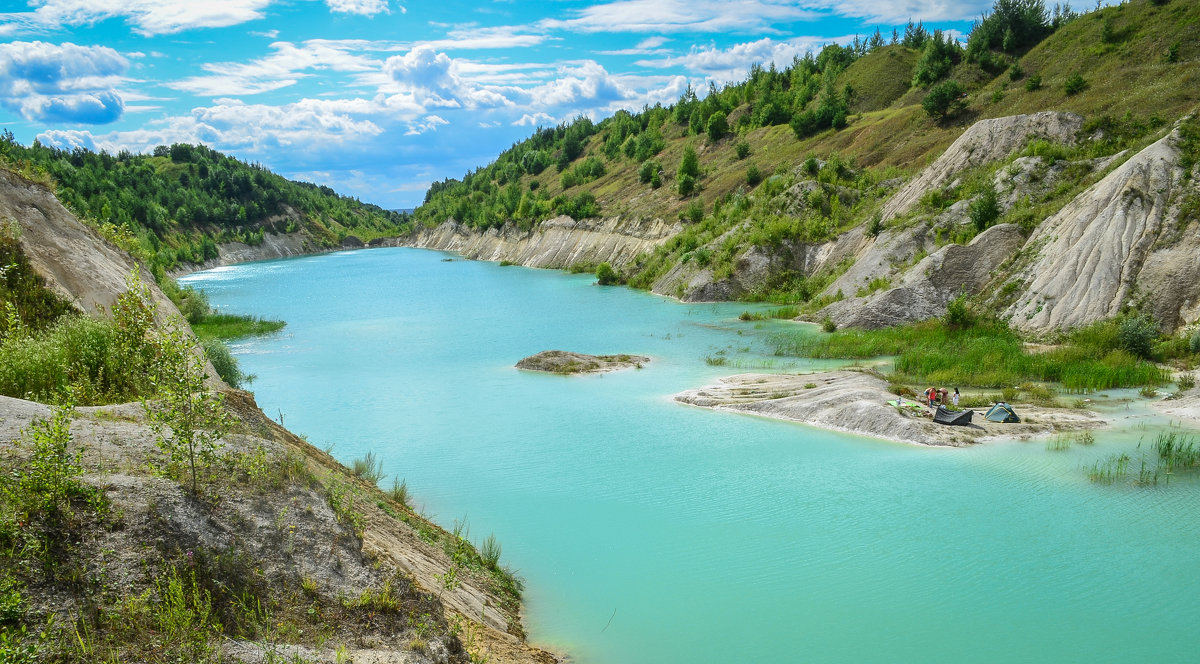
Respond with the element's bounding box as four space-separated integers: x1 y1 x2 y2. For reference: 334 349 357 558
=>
0 136 412 277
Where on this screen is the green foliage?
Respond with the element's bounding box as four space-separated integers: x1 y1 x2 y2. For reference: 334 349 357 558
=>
682 200 704 224
966 0 1052 59
821 316 837 333
144 315 232 495
11 404 90 525
706 111 728 142
0 224 77 337
0 274 163 405
1117 313 1160 359
922 80 966 120
201 337 249 388
595 262 619 285
388 477 410 506
1024 73 1042 91
746 164 763 186
638 159 661 184
912 30 963 87
559 156 606 189
771 319 1168 391
970 185 1001 231
350 450 385 485
479 533 502 570
1063 71 1088 96
943 293 975 329
1190 330 1200 354
735 141 751 159
0 135 410 275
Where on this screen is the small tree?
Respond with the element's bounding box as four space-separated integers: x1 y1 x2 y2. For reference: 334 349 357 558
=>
735 141 750 159
145 319 231 494
1118 313 1160 360
706 111 728 142
923 80 966 120
1063 72 1088 96
19 403 85 524
677 145 700 197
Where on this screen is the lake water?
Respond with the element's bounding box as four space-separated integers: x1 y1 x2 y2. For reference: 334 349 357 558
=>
181 247 1200 664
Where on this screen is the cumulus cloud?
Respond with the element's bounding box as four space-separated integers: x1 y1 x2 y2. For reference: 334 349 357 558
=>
0 40 128 123
325 0 390 16
405 114 448 135
383 46 512 108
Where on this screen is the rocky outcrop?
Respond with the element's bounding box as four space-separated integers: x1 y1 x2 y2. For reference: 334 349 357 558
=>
822 223 1025 329
516 350 648 374
400 215 679 270
1005 125 1199 333
879 111 1084 222
652 225 869 301
171 231 314 275
0 168 179 320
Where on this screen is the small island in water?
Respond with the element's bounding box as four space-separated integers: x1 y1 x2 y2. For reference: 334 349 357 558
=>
517 350 649 374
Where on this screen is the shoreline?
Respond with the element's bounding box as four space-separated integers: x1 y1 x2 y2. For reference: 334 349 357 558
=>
675 370 1105 447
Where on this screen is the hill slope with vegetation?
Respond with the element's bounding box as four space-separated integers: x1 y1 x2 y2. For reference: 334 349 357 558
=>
0 135 412 279
405 0 1200 406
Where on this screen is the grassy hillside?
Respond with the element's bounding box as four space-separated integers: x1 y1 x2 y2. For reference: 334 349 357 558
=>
414 0 1199 242
0 137 412 278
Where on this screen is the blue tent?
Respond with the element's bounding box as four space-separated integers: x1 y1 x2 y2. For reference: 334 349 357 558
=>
984 402 1020 423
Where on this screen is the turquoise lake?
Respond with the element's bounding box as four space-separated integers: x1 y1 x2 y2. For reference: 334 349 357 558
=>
181 247 1200 664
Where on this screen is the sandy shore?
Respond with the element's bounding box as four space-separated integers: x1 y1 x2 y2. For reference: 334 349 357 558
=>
675 370 1104 447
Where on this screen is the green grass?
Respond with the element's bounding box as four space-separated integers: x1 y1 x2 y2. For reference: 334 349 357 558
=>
770 318 1168 391
192 313 286 340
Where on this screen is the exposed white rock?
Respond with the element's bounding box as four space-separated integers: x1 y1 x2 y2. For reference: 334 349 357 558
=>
879 111 1083 222
1006 126 1190 333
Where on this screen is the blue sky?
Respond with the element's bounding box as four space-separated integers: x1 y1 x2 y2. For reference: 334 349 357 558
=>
2 1 1042 209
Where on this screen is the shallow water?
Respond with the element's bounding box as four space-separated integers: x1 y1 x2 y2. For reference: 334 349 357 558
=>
182 248 1200 664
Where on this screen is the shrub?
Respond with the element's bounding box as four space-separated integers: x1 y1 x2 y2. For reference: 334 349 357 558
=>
201 337 248 388
821 316 837 333
1024 73 1041 91
735 141 750 159
922 80 966 120
682 200 704 224
746 165 763 186
866 214 884 237
677 173 697 197
970 185 1001 231
1063 72 1088 96
1009 62 1024 81
480 533 502 569
1118 314 1159 359
1178 373 1196 391
388 477 409 506
1190 330 1200 354
944 292 975 329
595 262 619 285
638 159 660 184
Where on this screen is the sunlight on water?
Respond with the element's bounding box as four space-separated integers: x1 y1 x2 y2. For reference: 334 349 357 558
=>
182 248 1200 664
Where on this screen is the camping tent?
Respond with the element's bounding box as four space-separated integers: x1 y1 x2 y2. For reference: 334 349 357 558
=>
984 402 1020 423
934 405 973 426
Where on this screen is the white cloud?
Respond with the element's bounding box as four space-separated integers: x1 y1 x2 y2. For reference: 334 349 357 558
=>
539 0 816 34
405 114 448 135
6 0 273 36
419 24 547 50
382 45 512 108
513 112 555 127
639 36 833 80
0 40 127 123
325 0 390 17
169 39 383 96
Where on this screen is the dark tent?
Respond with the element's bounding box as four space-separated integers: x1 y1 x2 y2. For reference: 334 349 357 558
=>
984 402 1020 423
933 405 973 426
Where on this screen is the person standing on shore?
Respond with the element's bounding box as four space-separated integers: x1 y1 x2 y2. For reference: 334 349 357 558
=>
952 387 960 407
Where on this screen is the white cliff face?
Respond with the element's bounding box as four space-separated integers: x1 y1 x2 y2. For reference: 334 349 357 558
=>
1006 126 1188 333
879 111 1084 222
405 215 680 269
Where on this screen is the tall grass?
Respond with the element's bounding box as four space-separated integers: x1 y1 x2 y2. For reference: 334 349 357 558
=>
769 319 1168 391
191 313 285 340
1154 431 1200 473
349 451 385 485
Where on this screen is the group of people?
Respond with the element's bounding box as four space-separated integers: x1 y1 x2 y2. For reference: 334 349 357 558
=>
925 386 960 408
